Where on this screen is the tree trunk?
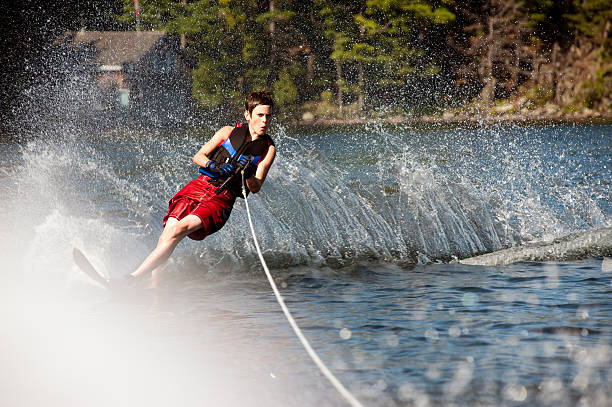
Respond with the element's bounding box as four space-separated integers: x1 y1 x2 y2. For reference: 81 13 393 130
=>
268 0 276 84
357 62 364 111
551 42 560 104
336 59 343 115
481 15 496 106
510 50 519 93
600 15 611 66
307 52 314 82
134 0 141 32
181 0 187 49
357 24 365 111
602 15 611 45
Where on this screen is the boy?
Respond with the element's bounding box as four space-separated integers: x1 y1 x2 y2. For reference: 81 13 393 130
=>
127 90 276 283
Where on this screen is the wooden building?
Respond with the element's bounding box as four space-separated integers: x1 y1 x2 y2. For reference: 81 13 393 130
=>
57 31 195 125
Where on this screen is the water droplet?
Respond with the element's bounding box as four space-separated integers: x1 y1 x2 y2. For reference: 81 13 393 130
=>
462 292 478 307
384 333 399 347
373 379 387 391
506 384 527 401
425 328 439 342
448 325 461 337
339 328 351 340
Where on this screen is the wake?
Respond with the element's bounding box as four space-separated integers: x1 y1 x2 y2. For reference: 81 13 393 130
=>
460 227 612 266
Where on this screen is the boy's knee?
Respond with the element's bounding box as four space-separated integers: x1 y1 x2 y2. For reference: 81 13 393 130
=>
160 215 201 244
161 223 189 243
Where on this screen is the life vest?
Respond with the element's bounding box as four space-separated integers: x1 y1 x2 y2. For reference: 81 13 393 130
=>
205 124 274 198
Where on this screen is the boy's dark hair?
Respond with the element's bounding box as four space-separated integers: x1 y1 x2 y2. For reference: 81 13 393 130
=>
246 90 274 114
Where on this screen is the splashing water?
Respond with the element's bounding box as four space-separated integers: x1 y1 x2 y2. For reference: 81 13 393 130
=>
1 121 610 279
1 119 611 407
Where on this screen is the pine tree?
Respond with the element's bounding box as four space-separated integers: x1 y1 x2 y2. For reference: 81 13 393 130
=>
119 0 180 30
358 0 455 108
567 0 612 57
316 0 454 113
315 0 364 113
566 0 612 108
455 0 534 107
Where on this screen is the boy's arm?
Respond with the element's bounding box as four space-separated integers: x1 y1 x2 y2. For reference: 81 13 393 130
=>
192 126 233 167
245 145 276 194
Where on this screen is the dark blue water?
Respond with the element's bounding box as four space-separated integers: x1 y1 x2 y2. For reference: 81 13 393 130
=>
277 260 612 405
1 123 611 406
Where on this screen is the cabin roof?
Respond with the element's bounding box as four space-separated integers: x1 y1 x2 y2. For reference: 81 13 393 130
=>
58 31 167 66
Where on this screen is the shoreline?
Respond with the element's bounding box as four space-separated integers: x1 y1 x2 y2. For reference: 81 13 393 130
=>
292 112 612 127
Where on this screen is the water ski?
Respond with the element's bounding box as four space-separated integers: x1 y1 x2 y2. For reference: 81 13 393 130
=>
73 248 110 289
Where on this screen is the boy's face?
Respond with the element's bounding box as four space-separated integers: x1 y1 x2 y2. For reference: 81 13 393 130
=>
245 104 272 136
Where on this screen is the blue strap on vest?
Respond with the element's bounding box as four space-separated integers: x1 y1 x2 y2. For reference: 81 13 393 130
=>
199 166 219 178
221 137 238 157
198 126 269 185
251 155 262 166
199 128 247 179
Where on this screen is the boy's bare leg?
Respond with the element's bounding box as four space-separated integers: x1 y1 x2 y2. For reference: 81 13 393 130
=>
150 261 167 286
130 215 203 280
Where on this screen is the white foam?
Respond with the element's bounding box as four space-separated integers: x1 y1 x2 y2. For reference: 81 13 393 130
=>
460 227 612 266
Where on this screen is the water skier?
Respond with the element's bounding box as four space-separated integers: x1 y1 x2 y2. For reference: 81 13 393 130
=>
125 90 276 286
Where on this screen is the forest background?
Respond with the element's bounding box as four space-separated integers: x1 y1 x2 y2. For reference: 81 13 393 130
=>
2 0 612 124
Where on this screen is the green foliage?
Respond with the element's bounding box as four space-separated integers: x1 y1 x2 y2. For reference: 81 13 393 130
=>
567 0 612 47
562 104 580 114
580 64 611 108
112 0 612 115
524 85 554 108
192 58 225 109
118 0 179 30
273 68 299 111
317 0 455 110
358 0 454 89
255 9 296 25
244 67 270 91
581 80 604 109
321 90 334 104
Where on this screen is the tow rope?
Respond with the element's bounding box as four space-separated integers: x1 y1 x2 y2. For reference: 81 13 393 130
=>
241 170 364 407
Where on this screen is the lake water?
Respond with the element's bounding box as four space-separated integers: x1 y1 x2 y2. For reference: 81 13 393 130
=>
1 121 611 406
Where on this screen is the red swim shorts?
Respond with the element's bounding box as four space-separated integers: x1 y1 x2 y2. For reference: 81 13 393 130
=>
163 175 236 241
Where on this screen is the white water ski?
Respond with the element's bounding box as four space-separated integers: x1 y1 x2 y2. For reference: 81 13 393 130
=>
72 248 110 289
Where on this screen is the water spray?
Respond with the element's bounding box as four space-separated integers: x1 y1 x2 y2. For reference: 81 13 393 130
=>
240 170 364 407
